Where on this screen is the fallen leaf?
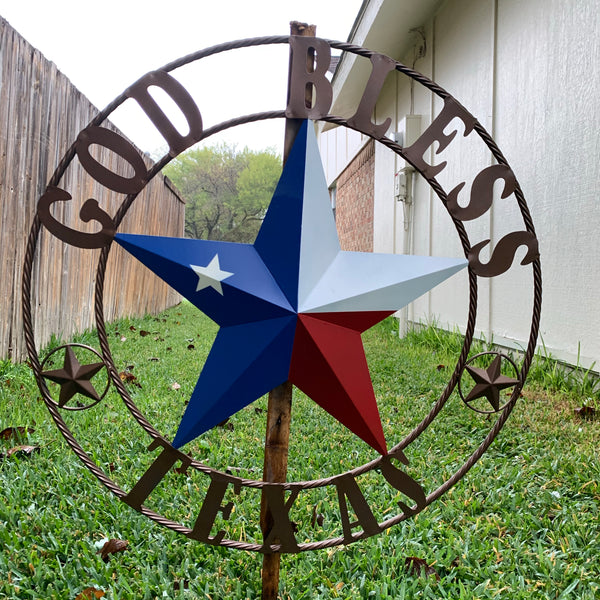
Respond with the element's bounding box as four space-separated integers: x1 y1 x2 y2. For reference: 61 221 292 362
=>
97 538 128 562
217 418 234 431
129 325 137 331
173 581 189 591
311 505 324 528
436 364 446 371
187 344 195 350
139 330 150 337
148 357 160 362
119 371 139 387
6 445 39 458
574 405 596 420
171 382 181 390
75 587 106 599
0 426 34 440
254 407 264 414
120 336 127 342
405 556 440 580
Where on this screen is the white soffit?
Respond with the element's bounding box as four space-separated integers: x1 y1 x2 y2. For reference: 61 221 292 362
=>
327 0 443 123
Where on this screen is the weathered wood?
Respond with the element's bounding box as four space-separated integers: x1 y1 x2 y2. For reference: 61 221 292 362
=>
0 17 184 361
260 21 316 600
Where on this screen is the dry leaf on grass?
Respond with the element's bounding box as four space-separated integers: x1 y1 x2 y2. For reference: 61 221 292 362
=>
97 538 129 562
311 505 325 528
405 556 440 580
75 587 105 599
173 580 189 591
119 372 141 388
574 405 596 420
0 426 35 440
4 445 39 459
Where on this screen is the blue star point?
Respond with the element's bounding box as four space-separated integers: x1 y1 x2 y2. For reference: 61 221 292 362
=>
115 120 468 454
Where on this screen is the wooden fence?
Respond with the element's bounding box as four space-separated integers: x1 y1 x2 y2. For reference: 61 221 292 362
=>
0 17 185 361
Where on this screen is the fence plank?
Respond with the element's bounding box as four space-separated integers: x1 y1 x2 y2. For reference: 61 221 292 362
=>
0 17 184 361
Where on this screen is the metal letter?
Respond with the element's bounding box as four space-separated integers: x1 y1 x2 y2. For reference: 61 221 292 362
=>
75 126 148 194
123 438 192 510
37 186 115 248
380 455 426 516
335 475 380 542
188 474 240 545
468 230 539 277
286 36 332 119
126 70 203 157
260 486 300 553
447 164 517 222
347 53 395 139
403 97 477 179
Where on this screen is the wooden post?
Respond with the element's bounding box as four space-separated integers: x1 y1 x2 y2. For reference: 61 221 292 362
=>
260 21 316 600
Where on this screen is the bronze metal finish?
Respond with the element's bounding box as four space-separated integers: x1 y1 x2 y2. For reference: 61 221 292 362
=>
40 344 109 410
22 34 542 555
458 352 521 414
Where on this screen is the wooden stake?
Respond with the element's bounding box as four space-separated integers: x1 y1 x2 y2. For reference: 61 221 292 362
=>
260 21 316 600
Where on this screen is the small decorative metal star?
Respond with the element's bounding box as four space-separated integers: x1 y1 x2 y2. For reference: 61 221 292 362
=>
463 355 519 411
41 346 105 407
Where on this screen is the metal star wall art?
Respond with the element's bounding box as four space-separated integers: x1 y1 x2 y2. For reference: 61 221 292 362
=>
464 354 520 411
115 120 468 455
41 345 105 407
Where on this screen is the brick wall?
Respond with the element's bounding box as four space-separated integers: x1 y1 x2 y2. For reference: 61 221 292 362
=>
334 140 374 252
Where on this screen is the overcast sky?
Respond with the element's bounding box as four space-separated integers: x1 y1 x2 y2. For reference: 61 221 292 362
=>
1 0 363 154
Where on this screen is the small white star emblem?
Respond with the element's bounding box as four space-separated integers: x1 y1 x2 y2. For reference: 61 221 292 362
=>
191 254 233 295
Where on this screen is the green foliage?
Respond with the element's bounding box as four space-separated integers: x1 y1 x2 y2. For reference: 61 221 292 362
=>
164 143 281 242
1 308 599 598
528 339 600 403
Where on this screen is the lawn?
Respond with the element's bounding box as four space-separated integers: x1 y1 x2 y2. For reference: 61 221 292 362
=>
1 302 598 599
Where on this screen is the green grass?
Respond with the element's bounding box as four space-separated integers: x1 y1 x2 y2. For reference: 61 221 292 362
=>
1 304 598 599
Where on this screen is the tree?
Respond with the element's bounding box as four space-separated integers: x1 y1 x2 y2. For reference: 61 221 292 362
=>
164 143 281 243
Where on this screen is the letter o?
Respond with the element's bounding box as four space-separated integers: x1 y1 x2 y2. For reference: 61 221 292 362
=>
76 126 148 194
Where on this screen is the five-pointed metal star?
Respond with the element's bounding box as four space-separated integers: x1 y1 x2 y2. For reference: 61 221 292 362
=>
464 355 519 411
115 120 467 454
41 346 105 407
